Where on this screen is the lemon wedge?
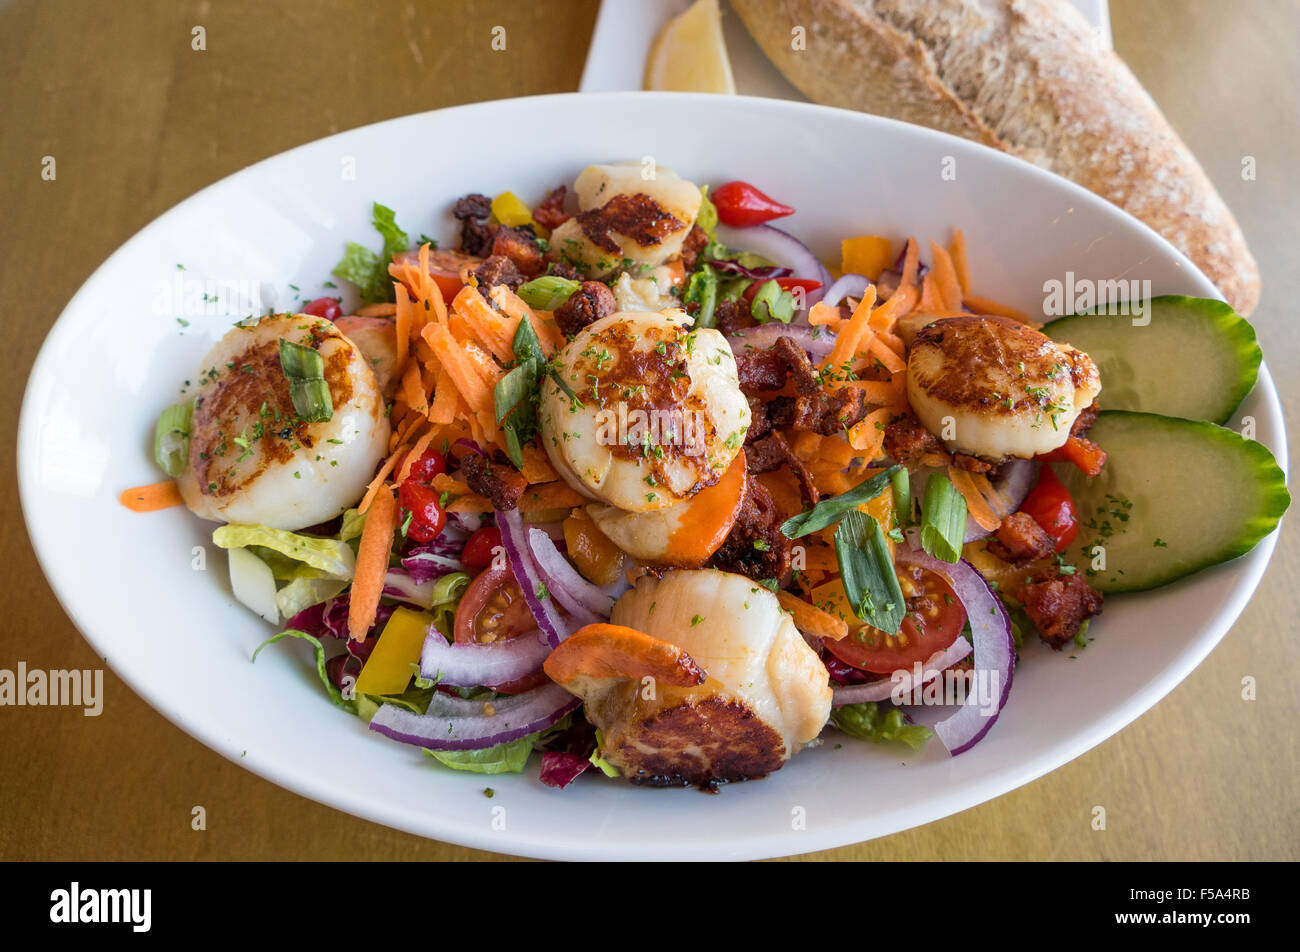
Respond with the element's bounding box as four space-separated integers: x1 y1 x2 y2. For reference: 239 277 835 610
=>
644 0 736 94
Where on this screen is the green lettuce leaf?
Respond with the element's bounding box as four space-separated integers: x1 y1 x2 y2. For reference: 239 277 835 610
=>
252 629 357 714
422 731 541 775
331 203 411 304
214 524 356 580
274 576 348 620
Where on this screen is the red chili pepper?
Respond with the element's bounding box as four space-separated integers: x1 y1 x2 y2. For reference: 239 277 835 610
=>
302 296 342 321
398 448 449 542
1020 464 1079 553
712 181 796 227
461 526 503 569
1038 435 1107 477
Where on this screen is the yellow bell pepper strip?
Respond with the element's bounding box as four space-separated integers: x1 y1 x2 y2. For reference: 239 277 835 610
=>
840 236 894 281
354 607 435 697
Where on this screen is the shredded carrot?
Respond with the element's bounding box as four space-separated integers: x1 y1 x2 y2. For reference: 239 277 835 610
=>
823 286 877 380
927 240 964 311
948 466 1002 532
396 427 439 485
353 302 398 318
949 229 972 297
778 591 849 641
808 301 844 326
918 272 944 312
849 378 906 406
866 335 905 373
898 237 920 291
870 283 918 327
519 445 559 484
489 285 563 356
400 360 426 414
394 284 412 372
964 295 1034 325
358 451 404 514
848 407 892 455
119 480 184 512
348 486 397 642
422 323 493 414
427 365 459 424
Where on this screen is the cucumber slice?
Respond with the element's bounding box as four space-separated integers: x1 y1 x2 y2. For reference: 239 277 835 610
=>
1057 411 1288 593
1042 296 1260 424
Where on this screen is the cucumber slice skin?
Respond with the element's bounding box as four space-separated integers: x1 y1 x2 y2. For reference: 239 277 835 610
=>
1042 296 1261 425
1056 410 1289 593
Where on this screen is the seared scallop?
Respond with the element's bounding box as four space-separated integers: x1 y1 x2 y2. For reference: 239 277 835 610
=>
545 569 833 787
176 313 390 530
538 310 750 513
549 162 702 277
906 315 1101 460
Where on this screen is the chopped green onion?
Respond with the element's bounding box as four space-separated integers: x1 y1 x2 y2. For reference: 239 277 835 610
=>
684 262 719 328
781 464 902 538
920 472 967 563
750 279 795 324
492 317 546 468
278 338 333 422
891 467 912 528
517 275 581 311
834 510 905 634
153 401 194 477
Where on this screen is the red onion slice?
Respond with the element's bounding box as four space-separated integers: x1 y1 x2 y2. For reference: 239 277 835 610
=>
497 508 574 648
896 536 1014 755
726 324 836 364
910 461 1040 543
821 273 870 309
369 681 580 751
830 638 973 706
419 627 551 687
714 222 832 305
527 527 615 620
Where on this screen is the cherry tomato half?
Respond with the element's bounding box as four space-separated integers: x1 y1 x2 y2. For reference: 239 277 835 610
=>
1019 464 1079 553
453 563 548 694
712 180 796 227
396 248 483 302
302 296 342 321
825 566 967 674
407 447 447 484
461 526 503 570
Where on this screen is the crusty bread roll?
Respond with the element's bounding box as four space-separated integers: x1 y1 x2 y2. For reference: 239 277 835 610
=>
730 0 1260 314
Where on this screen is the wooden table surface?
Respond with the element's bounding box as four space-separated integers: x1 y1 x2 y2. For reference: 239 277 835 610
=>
2 0 1295 861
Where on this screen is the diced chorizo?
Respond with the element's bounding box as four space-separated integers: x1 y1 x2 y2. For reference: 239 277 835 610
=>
1019 571 1104 649
986 512 1056 564
554 281 616 337
460 453 528 511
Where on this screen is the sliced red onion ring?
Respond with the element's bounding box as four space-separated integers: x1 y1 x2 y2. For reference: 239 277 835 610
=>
821 273 870 309
896 536 1014 755
419 626 551 687
726 323 836 363
497 509 574 648
707 258 792 280
527 528 615 619
369 681 580 751
714 222 832 305
830 638 973 706
909 461 1040 543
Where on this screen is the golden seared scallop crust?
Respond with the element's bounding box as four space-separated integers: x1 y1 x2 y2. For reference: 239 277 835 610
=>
907 315 1100 460
177 313 389 530
539 311 749 513
589 681 787 789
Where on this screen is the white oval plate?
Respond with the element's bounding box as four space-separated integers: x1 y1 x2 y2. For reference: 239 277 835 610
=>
19 93 1286 861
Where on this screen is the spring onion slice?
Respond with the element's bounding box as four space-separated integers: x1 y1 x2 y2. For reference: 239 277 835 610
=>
153 401 194 477
891 467 912 528
517 276 580 311
920 472 967 563
833 510 905 635
278 337 333 422
781 464 903 538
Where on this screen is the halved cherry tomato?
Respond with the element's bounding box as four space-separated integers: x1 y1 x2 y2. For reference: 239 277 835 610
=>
302 296 342 321
1019 464 1079 553
453 563 548 693
825 566 966 674
712 180 796 227
461 526 502 570
407 447 447 484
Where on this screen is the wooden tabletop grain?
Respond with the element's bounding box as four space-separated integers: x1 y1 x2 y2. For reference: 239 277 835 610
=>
1 0 1295 861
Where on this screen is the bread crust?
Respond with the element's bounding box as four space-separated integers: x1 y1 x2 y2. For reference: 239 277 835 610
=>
731 0 1260 314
